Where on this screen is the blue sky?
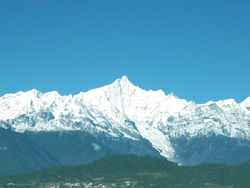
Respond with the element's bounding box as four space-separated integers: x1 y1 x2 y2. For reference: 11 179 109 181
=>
0 0 250 104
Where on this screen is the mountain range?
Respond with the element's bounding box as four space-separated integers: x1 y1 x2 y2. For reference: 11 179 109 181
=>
1 76 250 175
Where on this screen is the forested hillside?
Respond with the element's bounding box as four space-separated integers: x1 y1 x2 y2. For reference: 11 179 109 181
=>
1 155 250 188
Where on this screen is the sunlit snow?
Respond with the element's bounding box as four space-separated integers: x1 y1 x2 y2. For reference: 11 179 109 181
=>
1 76 250 163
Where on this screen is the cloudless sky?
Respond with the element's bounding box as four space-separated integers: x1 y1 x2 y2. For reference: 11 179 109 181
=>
0 0 250 103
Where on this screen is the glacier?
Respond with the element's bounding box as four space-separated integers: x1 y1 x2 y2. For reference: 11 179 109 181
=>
1 75 250 164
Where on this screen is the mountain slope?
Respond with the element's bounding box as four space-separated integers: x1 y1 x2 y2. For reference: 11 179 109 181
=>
1 76 250 170
0 128 60 176
25 130 161 166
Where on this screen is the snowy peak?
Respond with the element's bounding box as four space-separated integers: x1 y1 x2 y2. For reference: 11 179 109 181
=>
26 89 42 98
118 75 130 83
242 97 250 105
107 75 138 97
1 89 41 100
240 97 250 114
166 92 178 99
216 99 239 112
91 76 189 119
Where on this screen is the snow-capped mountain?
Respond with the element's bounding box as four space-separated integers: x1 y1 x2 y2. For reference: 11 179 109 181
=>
1 75 250 173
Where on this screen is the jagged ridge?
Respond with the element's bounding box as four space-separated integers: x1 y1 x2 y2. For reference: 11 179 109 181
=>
1 76 250 164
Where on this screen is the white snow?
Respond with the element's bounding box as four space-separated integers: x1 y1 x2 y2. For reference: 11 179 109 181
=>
1 76 250 162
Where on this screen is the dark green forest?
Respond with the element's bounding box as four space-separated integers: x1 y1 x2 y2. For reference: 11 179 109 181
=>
1 154 250 188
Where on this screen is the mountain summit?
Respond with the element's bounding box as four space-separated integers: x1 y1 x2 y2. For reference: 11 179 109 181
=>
1 76 250 172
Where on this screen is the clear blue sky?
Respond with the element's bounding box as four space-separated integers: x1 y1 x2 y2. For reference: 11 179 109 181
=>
0 0 249 103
